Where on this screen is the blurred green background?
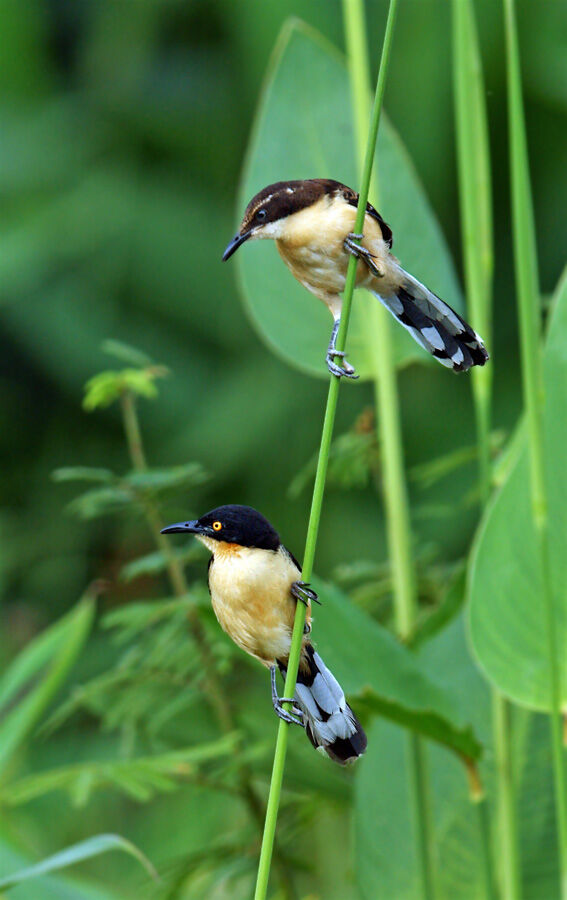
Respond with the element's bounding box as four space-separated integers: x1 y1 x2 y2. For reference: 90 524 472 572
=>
0 1 565 897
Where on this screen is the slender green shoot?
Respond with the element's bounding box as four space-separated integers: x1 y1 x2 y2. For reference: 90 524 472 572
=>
476 789 499 900
452 0 493 505
253 3 400 897
492 690 519 900
120 391 233 734
407 733 436 899
343 1 436 897
493 693 521 899
451 3 500 897
503 0 567 895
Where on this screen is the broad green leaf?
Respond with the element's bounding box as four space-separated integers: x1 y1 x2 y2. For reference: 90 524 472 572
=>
355 617 559 899
468 268 567 709
0 593 96 776
354 618 490 900
357 720 485 900
236 20 463 380
517 712 561 898
312 579 481 761
0 834 157 889
0 836 123 900
1 736 238 807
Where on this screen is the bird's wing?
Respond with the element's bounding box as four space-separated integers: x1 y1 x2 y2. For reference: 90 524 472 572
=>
339 183 394 249
363 201 393 249
283 545 302 574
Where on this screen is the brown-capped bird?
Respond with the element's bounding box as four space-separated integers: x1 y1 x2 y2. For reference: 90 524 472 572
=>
223 178 489 378
161 504 366 764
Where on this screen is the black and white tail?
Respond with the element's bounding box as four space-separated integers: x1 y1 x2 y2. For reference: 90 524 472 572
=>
281 644 366 765
371 265 489 372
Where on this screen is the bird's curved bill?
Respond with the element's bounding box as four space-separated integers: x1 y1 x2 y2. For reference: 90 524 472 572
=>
160 520 201 535
222 231 251 261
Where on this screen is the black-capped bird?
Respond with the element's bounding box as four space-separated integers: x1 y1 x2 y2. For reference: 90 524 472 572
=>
161 504 366 764
223 178 489 378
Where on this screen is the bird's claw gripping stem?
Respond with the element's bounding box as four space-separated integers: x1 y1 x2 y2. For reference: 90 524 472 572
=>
291 581 321 606
344 232 385 278
326 319 359 380
270 666 304 726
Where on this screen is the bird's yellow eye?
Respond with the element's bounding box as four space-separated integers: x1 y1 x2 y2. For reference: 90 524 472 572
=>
212 521 222 532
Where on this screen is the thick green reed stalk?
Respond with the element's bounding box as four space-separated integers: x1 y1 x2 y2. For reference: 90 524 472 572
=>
343 1 436 897
503 0 567 896
452 3 501 898
253 3 400 898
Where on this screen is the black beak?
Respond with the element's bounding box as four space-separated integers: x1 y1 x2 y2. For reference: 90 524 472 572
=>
222 231 251 261
160 519 201 535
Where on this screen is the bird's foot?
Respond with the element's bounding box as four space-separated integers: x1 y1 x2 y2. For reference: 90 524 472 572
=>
325 348 359 380
326 319 359 379
291 581 321 606
344 232 385 278
270 667 304 726
273 699 304 726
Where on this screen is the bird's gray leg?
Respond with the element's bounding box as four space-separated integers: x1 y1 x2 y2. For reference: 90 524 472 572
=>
326 318 359 379
344 232 385 278
270 666 303 726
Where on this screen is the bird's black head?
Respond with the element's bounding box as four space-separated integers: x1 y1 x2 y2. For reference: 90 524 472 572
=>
222 179 342 261
161 504 280 551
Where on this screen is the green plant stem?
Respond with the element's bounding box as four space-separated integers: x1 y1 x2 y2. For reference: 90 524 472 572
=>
408 734 436 899
368 311 416 634
120 392 231 732
253 4 400 898
452 0 494 508
451 4 500 898
345 0 416 628
344 1 436 897
119 392 294 900
503 1 567 896
475 785 498 900
493 692 520 899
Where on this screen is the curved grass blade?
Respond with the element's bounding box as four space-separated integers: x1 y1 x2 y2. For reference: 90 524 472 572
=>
0 590 96 777
0 834 158 890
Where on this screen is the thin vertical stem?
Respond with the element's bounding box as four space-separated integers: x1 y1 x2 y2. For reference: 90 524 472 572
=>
119 391 294 900
253 377 339 900
408 734 436 899
503 0 567 895
343 1 435 897
369 314 416 635
493 693 521 899
452 0 494 506
452 3 501 897
120 391 232 733
476 784 499 900
253 4 400 897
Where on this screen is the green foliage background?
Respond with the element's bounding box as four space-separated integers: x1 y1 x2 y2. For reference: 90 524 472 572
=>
0 1 566 898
